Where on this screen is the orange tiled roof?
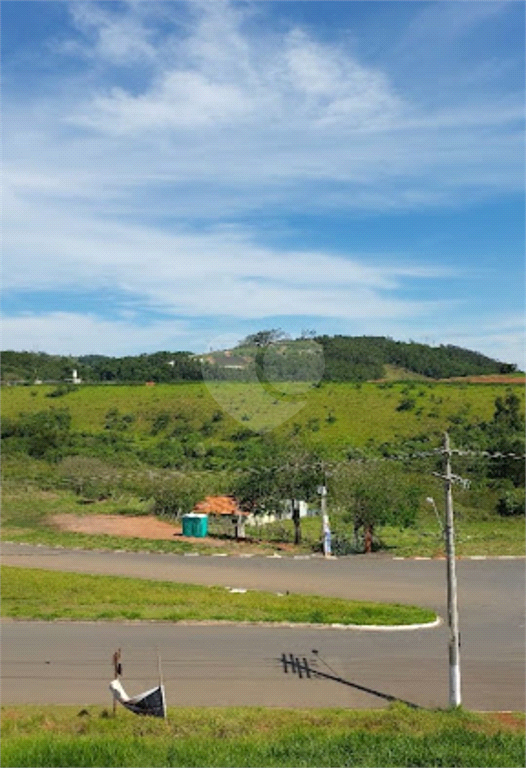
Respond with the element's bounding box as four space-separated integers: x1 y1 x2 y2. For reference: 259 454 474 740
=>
193 495 247 516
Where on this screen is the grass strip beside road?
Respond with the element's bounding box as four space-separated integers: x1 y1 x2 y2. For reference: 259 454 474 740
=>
2 704 524 767
1 566 435 625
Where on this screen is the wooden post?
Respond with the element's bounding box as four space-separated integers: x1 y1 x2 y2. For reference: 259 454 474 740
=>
292 499 301 544
112 648 121 716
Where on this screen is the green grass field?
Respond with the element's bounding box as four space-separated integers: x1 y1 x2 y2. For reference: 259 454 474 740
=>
2 704 524 767
1 566 435 625
3 380 523 449
2 379 524 558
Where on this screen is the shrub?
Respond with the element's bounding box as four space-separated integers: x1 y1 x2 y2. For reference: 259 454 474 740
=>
105 408 135 431
58 456 117 499
150 474 208 517
150 412 171 435
140 440 185 469
396 397 416 412
46 384 75 398
4 408 72 461
497 488 525 517
329 529 360 555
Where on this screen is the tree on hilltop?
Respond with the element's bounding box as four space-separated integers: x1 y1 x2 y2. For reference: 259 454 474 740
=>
240 329 289 348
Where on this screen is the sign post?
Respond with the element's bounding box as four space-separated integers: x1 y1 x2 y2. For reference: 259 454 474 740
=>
318 484 331 557
112 649 122 716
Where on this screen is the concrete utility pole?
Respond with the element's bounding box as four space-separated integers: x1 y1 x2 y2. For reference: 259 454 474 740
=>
443 432 462 707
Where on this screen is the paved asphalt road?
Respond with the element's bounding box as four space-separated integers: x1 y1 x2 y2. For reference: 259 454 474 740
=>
1 543 524 711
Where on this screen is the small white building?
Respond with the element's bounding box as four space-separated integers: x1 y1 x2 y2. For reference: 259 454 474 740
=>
246 500 312 526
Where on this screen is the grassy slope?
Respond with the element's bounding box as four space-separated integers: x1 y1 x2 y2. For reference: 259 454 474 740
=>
2 704 524 768
1 566 435 624
2 380 524 558
3 380 524 449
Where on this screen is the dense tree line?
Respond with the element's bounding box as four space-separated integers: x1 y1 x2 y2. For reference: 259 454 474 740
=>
1 350 202 384
313 335 514 381
1 351 86 383
1 336 516 385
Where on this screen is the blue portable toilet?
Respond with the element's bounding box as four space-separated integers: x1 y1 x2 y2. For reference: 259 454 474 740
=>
181 513 208 537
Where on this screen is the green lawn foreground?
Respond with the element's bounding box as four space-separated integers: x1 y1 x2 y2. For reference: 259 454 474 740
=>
2 704 524 767
1 566 435 625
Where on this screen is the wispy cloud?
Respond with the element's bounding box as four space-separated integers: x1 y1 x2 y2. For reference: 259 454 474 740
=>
3 1 522 229
3 189 453 321
1 312 197 357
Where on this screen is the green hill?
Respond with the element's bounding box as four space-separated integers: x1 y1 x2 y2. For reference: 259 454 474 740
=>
1 335 517 385
2 379 524 459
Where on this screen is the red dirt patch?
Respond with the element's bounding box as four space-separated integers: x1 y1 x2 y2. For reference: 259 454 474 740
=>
484 711 526 732
50 513 227 546
440 374 525 384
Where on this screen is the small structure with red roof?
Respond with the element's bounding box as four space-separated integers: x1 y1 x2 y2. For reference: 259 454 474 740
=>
192 495 248 540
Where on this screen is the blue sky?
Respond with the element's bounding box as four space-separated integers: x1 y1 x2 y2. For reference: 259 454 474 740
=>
2 1 524 365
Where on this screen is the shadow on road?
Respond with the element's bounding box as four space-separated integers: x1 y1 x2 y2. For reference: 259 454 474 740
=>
280 651 421 709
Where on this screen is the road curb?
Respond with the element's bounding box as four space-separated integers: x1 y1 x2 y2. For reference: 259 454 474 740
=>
0 616 443 630
2 542 524 561
166 616 444 630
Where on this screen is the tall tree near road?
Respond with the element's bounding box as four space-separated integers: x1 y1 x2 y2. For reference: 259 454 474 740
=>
330 462 421 553
234 438 323 544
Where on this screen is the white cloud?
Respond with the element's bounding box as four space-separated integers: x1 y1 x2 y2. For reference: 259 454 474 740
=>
1 313 197 357
3 1 521 226
70 9 403 135
61 2 158 63
80 70 253 133
2 187 453 323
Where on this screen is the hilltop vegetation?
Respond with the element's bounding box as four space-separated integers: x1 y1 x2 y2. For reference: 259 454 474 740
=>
1 334 518 385
1 350 202 385
312 335 515 381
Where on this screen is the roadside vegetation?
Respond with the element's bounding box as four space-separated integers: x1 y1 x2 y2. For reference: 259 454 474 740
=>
2 703 524 767
2 472 524 558
1 375 524 558
1 566 435 625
